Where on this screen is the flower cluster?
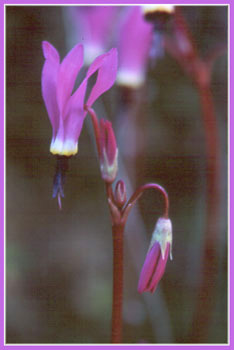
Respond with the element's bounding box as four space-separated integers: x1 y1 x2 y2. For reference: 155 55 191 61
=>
41 6 173 298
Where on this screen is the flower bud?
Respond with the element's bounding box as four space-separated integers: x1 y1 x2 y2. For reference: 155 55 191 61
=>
138 217 173 294
115 180 127 208
99 119 118 183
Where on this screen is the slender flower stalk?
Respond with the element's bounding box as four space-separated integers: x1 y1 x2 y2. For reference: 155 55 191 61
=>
110 212 124 343
164 8 223 342
86 107 172 343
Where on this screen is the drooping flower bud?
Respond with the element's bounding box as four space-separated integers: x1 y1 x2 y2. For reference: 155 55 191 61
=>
115 180 127 208
138 217 173 294
99 119 118 183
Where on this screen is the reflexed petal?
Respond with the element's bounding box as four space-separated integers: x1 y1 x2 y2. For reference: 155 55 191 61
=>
138 242 160 293
86 48 118 107
41 41 60 138
57 44 84 116
42 41 60 62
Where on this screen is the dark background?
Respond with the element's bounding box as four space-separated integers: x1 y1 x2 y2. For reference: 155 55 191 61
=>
6 5 228 344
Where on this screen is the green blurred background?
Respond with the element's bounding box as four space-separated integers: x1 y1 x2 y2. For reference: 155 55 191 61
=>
6 5 227 344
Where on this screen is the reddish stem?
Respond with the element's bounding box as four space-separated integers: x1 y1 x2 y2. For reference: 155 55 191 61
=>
111 223 124 343
123 183 169 220
165 9 222 341
105 182 124 343
189 81 220 342
86 107 124 342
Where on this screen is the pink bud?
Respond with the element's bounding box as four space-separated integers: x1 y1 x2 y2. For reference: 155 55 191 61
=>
99 119 118 183
115 180 127 208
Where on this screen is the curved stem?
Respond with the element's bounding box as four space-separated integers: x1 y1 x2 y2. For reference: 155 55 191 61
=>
123 183 169 223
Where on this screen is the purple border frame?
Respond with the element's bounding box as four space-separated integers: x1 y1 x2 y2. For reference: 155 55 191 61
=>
1 1 231 349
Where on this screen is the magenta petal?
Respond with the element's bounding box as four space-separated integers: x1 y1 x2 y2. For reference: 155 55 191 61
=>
138 242 161 294
41 41 60 138
42 41 60 62
57 44 84 117
64 79 88 142
85 48 118 107
149 243 170 293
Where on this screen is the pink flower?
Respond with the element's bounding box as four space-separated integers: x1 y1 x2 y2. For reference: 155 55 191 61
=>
116 7 153 88
68 6 118 65
99 119 118 183
138 217 173 293
41 41 117 156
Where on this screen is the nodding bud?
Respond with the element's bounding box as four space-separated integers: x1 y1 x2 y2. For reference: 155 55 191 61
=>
115 180 127 208
99 119 118 183
138 217 173 294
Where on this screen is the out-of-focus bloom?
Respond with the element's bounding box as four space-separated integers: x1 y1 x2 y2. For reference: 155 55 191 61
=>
142 5 175 63
116 6 153 88
68 6 118 65
142 5 175 19
164 8 200 82
41 41 117 156
138 217 173 293
99 119 118 183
